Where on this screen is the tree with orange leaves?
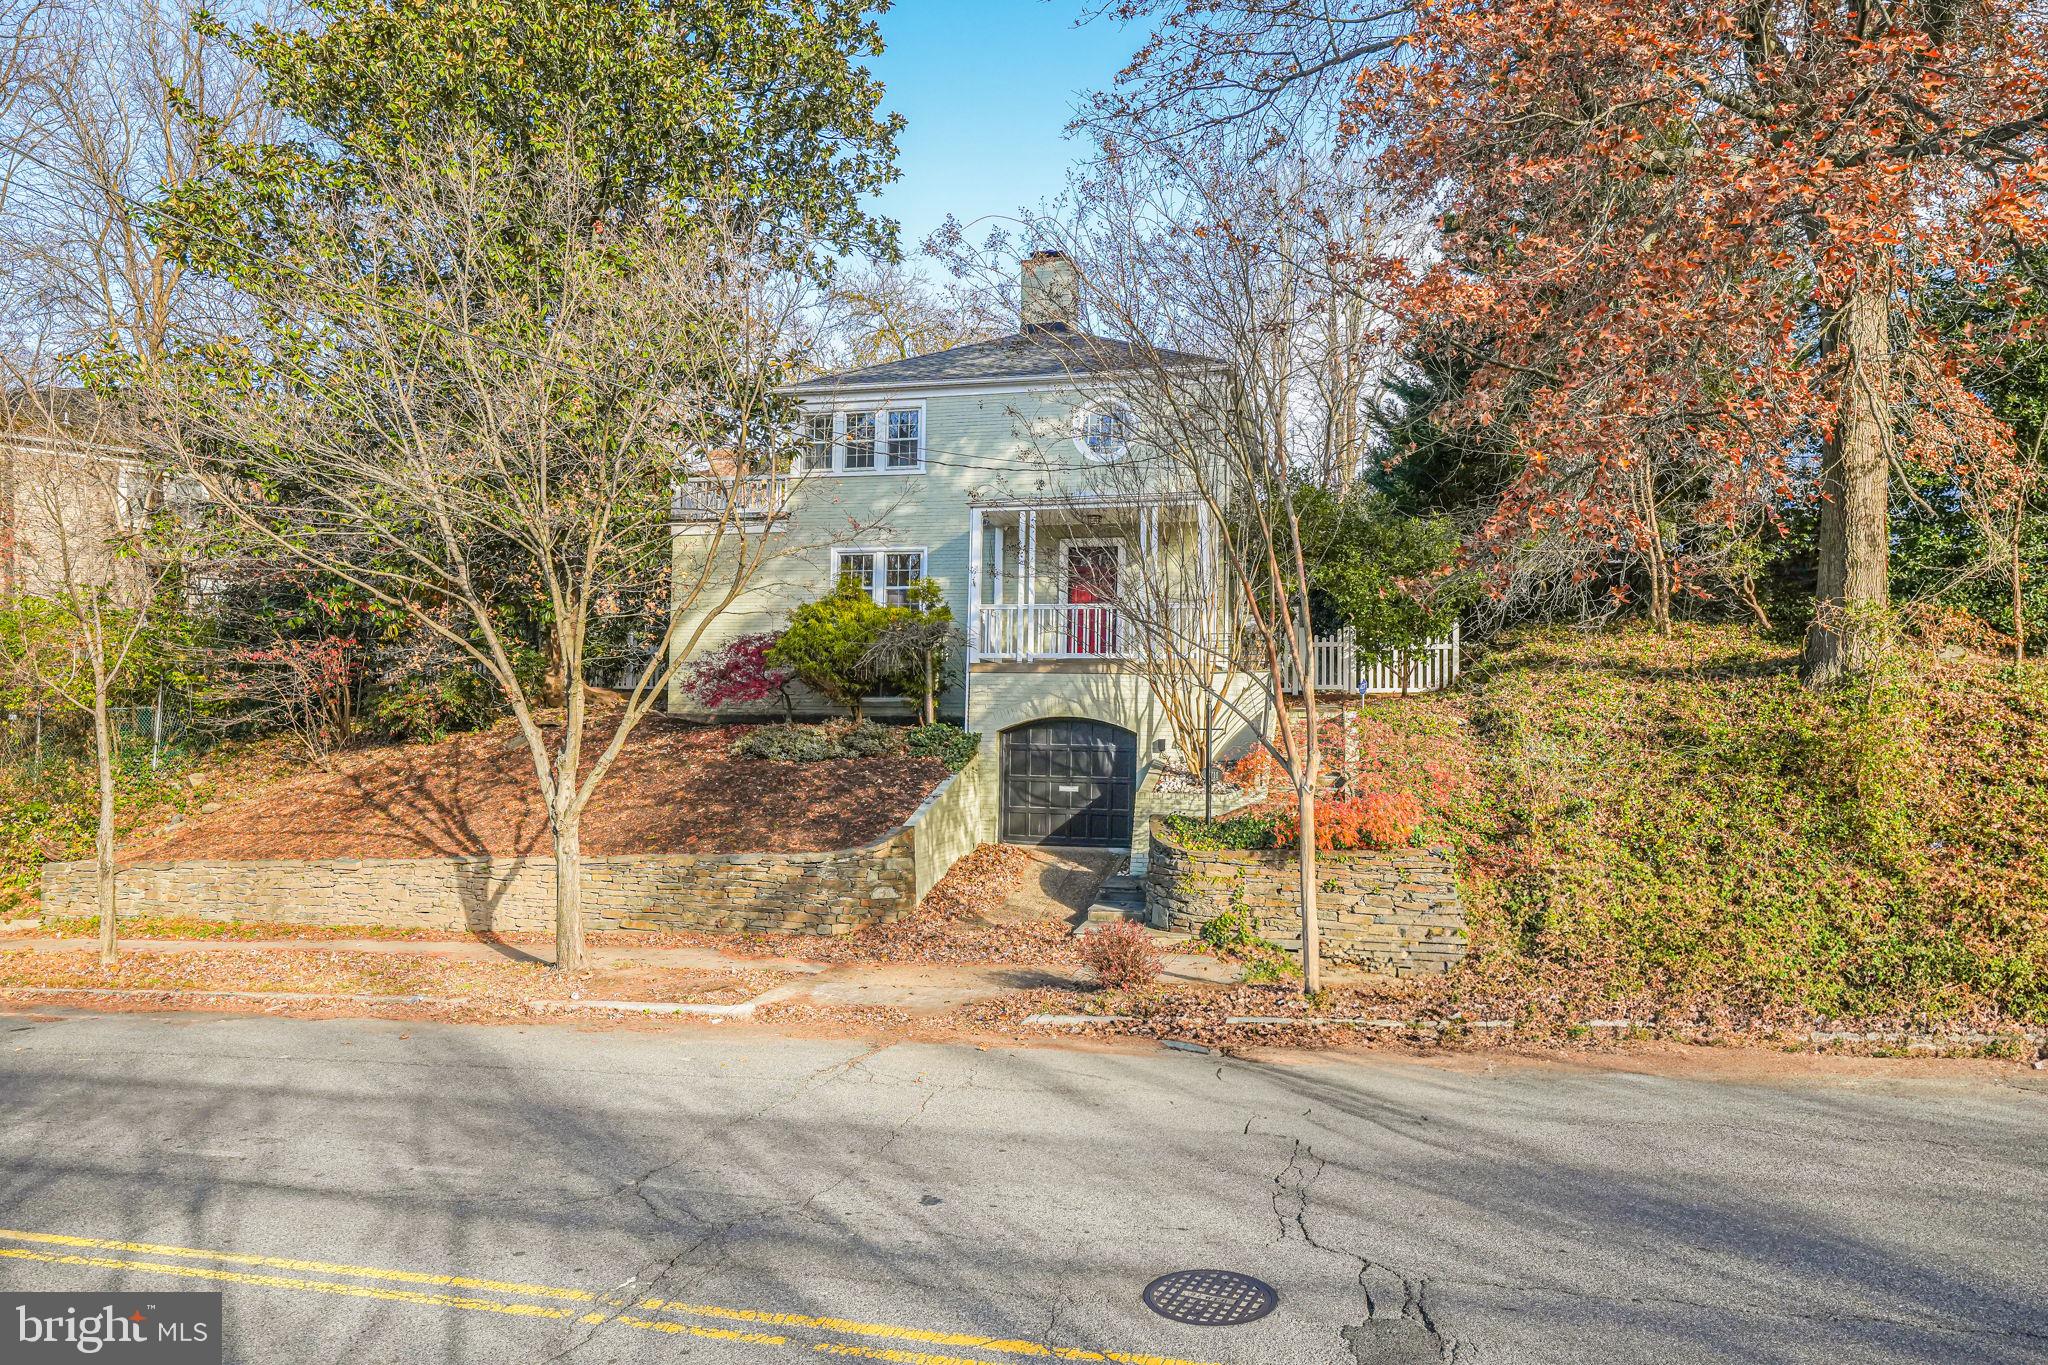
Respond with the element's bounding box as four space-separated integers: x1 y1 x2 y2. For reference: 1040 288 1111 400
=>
1357 0 2048 681
1096 0 2048 681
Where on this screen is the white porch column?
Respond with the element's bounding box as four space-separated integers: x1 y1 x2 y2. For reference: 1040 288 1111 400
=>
967 506 983 664
1196 500 1215 658
1024 507 1037 613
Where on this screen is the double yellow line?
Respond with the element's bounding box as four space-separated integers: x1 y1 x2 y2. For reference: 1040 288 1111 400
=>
0 1228 1233 1365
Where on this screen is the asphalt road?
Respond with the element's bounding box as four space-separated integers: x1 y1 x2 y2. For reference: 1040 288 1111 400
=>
0 1010 2042 1364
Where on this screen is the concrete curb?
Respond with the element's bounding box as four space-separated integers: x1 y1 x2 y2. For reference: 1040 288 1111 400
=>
529 997 757 1019
0 985 769 1018
0 985 457 1006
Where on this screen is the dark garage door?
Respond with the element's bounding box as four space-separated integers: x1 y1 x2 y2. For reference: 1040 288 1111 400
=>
1000 718 1136 848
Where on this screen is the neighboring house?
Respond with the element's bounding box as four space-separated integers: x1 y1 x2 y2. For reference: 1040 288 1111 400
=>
669 251 1264 853
1 394 169 608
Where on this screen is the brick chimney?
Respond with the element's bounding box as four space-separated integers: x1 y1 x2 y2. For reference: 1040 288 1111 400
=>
1019 250 1081 331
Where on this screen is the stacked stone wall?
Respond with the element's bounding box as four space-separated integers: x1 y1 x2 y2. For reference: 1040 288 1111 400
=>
41 833 916 937
1145 819 1466 976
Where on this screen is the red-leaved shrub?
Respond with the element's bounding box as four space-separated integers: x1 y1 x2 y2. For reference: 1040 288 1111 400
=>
684 632 793 714
1224 746 1278 791
1269 791 1424 852
1078 920 1163 988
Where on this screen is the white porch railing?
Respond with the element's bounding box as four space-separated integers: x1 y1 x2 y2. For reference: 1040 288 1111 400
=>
671 473 794 522
1283 623 1462 695
973 601 1212 662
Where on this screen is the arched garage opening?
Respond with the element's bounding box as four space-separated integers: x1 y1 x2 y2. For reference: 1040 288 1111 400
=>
999 717 1137 848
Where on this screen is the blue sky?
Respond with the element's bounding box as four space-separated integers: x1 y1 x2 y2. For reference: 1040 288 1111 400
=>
863 1 1141 261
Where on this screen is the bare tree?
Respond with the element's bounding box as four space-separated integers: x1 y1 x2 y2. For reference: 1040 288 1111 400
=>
940 135 1404 993
0 0 276 365
813 262 998 373
152 139 825 971
0 381 185 963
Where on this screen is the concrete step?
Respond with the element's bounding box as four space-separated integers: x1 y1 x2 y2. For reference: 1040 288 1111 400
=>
1094 874 1146 907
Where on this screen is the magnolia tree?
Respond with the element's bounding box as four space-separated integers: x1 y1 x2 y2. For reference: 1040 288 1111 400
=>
152 142 823 971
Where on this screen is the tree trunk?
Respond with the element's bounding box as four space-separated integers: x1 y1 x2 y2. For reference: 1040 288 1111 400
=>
1803 283 1893 685
1638 465 1673 636
93 691 118 967
1297 781 1321 997
1295 610 1323 996
553 812 584 972
2013 517 2026 667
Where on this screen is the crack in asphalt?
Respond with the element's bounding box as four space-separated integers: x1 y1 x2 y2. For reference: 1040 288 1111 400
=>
533 1044 906 1363
540 1046 973 1363
1267 1129 1456 1363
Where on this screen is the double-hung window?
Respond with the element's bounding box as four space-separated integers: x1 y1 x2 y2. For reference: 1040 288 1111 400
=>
835 547 926 607
842 412 877 471
885 408 921 469
803 413 834 470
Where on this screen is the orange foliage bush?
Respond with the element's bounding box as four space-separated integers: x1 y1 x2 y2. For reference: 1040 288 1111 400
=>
1224 746 1277 791
1269 792 1424 852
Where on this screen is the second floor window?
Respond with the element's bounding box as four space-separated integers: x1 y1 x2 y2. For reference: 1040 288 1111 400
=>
843 412 877 471
804 413 834 468
799 405 925 474
886 409 921 469
1077 404 1133 460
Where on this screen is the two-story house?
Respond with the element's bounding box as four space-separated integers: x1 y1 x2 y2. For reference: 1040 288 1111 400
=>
668 252 1264 853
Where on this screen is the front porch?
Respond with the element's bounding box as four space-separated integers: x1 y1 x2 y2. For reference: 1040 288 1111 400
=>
965 496 1222 665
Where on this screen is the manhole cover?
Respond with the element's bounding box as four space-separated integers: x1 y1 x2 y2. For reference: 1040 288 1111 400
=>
1141 1269 1279 1326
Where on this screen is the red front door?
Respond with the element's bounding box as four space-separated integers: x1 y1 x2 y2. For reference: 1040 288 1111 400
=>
1065 545 1118 655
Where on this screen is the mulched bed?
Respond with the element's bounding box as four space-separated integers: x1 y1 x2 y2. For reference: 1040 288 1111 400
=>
121 717 949 862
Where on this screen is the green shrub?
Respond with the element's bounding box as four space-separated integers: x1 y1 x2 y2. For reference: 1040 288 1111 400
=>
906 722 980 771
1162 811 1276 851
769 578 897 720
729 725 844 762
728 720 909 763
835 719 902 757
367 668 500 742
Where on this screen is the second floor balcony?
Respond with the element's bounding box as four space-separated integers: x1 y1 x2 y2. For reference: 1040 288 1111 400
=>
670 472 794 523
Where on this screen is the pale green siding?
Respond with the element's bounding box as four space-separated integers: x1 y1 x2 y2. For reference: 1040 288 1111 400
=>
666 375 1260 851
668 381 1178 717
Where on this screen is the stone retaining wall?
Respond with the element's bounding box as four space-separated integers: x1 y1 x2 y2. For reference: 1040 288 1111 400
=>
1145 818 1466 976
41 832 917 937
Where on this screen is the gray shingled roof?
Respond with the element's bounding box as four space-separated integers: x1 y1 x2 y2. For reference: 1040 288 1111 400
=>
784 323 1217 394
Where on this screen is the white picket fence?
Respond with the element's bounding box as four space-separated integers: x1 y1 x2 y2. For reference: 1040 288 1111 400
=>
1282 622 1461 696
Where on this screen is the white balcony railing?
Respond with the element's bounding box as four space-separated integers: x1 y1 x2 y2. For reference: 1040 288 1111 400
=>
973 601 1215 663
671 473 794 522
